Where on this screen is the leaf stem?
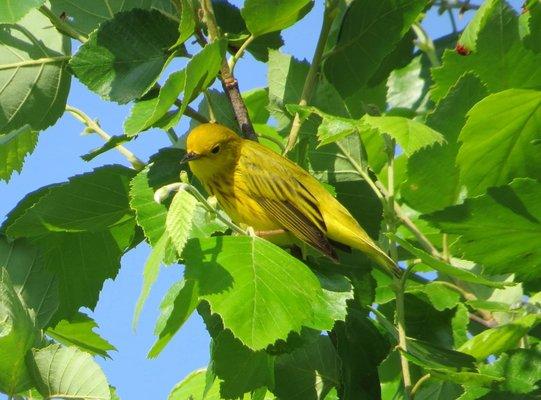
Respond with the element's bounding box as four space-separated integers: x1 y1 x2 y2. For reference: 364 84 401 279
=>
39 5 88 43
166 128 179 145
172 98 209 123
199 0 258 141
411 373 431 397
66 105 145 170
284 1 338 154
228 34 255 72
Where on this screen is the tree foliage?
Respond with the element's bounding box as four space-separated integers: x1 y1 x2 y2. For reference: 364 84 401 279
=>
0 0 540 399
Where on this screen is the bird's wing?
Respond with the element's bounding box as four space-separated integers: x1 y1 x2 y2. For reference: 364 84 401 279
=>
239 142 337 260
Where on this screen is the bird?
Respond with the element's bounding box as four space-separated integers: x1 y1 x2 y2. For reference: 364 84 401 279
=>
182 123 401 278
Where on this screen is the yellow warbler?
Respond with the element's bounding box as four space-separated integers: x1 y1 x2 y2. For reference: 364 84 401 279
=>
183 123 400 277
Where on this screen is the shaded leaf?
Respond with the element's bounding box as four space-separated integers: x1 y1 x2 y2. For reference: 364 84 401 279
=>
274 335 340 400
7 165 135 236
0 9 71 134
0 268 36 395
323 0 427 98
49 0 177 35
70 9 179 104
213 329 274 398
423 178 541 280
393 235 505 287
0 0 44 23
0 237 58 328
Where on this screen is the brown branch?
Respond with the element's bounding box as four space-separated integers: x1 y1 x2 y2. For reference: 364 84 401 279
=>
199 0 258 141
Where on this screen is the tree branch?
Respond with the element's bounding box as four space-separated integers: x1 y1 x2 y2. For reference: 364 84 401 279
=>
199 0 258 141
66 105 145 170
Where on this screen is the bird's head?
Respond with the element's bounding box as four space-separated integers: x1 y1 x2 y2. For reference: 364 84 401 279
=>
183 123 241 180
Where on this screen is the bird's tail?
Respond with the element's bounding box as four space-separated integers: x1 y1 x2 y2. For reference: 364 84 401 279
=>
369 246 403 279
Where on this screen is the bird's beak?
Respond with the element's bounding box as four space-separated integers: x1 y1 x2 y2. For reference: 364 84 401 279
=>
180 151 201 164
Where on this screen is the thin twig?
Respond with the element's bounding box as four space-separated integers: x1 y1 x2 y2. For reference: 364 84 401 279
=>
199 0 257 141
166 128 179 145
284 2 338 154
66 105 145 170
39 5 88 43
412 23 440 67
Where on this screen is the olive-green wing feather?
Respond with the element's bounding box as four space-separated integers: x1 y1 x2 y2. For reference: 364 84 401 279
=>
239 142 337 260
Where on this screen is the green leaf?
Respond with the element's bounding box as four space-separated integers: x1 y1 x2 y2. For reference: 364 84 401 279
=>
0 9 71 134
183 236 322 350
414 381 466 400
465 300 510 313
46 312 116 358
410 282 461 311
28 344 110 400
133 233 169 328
7 165 134 237
386 56 426 111
393 235 506 288
178 40 226 116
244 88 270 124
148 279 199 358
169 369 221 400
457 89 541 196
404 337 477 372
0 125 38 182
334 309 390 399
267 50 309 129
0 268 36 395
452 303 469 348
306 271 353 331
457 0 499 52
0 0 44 23
431 0 541 101
274 335 340 400
360 115 445 156
402 73 488 213
213 329 274 398
189 89 236 132
523 0 541 52
460 315 540 360
0 237 58 328
124 70 186 136
30 221 136 322
423 178 541 280
479 346 541 394
166 189 198 256
241 0 313 36
323 0 427 98
49 0 177 36
129 149 185 246
70 9 179 104
176 0 196 45
286 104 362 147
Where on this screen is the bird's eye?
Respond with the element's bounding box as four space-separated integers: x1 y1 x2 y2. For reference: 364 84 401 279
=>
211 145 220 154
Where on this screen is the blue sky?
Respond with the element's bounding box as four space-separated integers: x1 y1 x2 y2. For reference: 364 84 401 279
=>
0 1 520 399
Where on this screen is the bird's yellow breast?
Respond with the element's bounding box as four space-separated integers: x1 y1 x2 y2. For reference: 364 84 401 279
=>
204 165 280 231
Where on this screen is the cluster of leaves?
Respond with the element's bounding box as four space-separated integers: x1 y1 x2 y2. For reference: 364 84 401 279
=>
1 0 541 399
